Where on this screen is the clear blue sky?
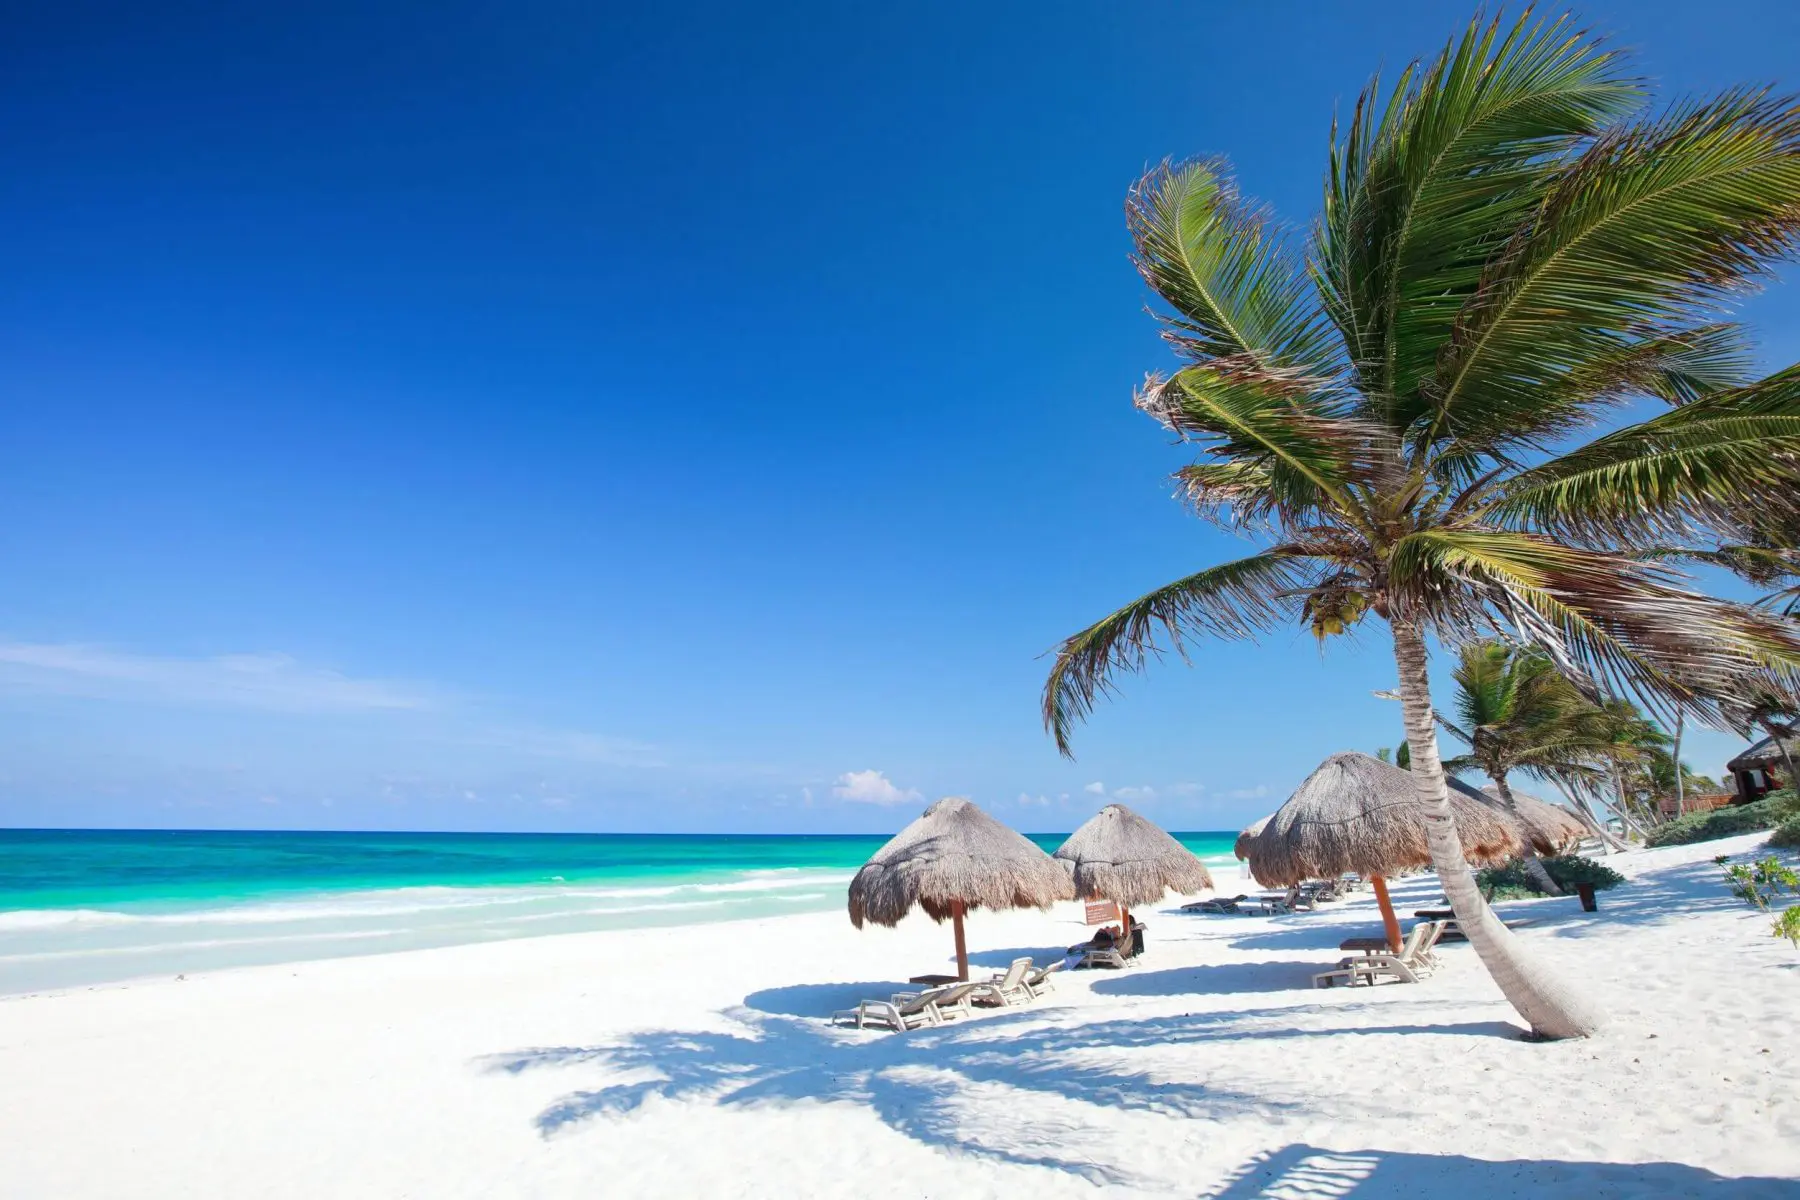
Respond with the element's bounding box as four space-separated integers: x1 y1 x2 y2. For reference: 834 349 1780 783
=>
2 2 1796 833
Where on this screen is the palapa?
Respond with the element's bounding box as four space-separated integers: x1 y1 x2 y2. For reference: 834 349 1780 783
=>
847 796 1074 980
1243 752 1523 951
1447 777 1588 855
1234 814 1271 861
1053 804 1214 910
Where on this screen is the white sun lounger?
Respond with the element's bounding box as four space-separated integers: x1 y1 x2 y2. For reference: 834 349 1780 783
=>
830 981 979 1031
1312 921 1446 988
1020 958 1063 997
972 957 1035 1007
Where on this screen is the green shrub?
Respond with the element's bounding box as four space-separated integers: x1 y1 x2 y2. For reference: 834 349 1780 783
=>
1476 855 1623 898
1767 788 1800 822
1773 906 1800 948
1542 855 1625 891
1644 795 1784 847
1476 859 1535 899
1770 816 1800 850
1717 854 1800 911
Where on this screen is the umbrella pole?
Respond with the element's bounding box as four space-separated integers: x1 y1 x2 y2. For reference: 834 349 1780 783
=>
1370 875 1403 953
952 899 969 981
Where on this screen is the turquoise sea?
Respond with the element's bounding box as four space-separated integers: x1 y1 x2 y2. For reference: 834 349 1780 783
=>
0 828 1241 995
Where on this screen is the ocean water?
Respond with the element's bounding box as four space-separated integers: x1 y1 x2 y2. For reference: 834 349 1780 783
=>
0 828 1241 995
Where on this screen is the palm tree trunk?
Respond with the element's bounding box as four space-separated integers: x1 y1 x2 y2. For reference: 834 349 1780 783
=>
1672 711 1686 817
1490 772 1563 895
1550 779 1629 852
1763 720 1797 795
1391 618 1599 1040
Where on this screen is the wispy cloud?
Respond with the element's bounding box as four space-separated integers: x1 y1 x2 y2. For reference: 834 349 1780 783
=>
832 769 923 806
473 726 666 768
1225 784 1270 800
1083 781 1107 796
0 642 438 712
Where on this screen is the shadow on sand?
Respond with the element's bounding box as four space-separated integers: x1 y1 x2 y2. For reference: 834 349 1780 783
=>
1204 1143 1792 1198
477 995 1536 1186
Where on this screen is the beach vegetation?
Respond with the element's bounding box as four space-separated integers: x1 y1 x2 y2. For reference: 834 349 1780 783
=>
1717 853 1800 910
1772 905 1800 947
1040 10 1800 1040
1769 816 1800 849
1645 795 1785 847
1477 854 1622 900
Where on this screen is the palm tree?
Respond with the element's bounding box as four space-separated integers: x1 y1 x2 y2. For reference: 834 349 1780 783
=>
1041 12 1800 1040
1436 641 1631 891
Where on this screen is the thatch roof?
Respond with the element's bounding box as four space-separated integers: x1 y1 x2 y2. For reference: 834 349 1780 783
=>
1234 815 1271 861
1053 804 1214 907
847 796 1075 928
1243 752 1523 888
1446 777 1588 854
1728 733 1796 773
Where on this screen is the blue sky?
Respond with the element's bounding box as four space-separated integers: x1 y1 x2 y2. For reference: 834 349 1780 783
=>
2 2 1796 834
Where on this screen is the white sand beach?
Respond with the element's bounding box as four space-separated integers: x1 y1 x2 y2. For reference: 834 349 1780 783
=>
2 833 1796 1199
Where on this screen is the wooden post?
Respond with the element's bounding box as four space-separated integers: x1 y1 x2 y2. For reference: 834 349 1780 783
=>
1370 875 1403 953
951 899 969 981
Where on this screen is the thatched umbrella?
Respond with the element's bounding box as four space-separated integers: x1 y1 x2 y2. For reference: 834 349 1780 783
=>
1234 814 1271 861
1447 778 1588 854
1242 752 1523 952
847 796 1075 981
1053 804 1213 936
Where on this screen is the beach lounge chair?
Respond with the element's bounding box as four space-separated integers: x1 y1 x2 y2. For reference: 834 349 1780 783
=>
1312 921 1446 989
1182 894 1250 915
830 981 978 1031
1020 959 1063 998
972 957 1036 1007
1257 886 1310 914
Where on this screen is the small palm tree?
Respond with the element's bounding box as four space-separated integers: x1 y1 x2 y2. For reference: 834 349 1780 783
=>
1042 12 1800 1039
1437 641 1633 890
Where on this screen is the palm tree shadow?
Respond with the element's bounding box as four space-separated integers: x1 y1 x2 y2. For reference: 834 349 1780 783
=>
477 1004 1416 1186
1205 1142 1794 1198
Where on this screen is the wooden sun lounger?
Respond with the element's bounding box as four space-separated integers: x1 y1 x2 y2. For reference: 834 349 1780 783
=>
1182 894 1250 914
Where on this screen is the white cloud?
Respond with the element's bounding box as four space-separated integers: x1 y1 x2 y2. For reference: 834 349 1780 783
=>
1225 784 1271 800
1111 785 1157 803
832 769 923 806
1015 792 1051 807
0 642 437 713
1084 781 1107 796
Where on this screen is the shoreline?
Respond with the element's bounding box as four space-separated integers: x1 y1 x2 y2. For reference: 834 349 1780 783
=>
2 833 1796 1196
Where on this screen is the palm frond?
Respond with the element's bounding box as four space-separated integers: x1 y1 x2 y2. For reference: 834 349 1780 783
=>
1137 364 1392 527
1128 159 1333 372
1430 88 1800 452
1389 528 1800 725
1314 9 1637 421
1484 364 1800 541
1042 549 1324 756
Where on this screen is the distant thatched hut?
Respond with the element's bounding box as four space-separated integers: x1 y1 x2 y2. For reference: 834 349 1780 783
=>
1728 733 1796 800
848 796 1074 980
1446 778 1588 854
1234 815 1271 861
1053 805 1213 941
1243 752 1523 950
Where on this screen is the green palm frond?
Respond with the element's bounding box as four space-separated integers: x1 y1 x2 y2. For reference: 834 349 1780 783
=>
1431 88 1800 452
1485 364 1800 541
1128 159 1333 371
1389 529 1800 724
1042 549 1325 756
1558 322 1754 407
1315 9 1637 419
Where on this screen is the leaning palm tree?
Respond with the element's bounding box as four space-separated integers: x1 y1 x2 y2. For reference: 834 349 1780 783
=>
1042 11 1800 1040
